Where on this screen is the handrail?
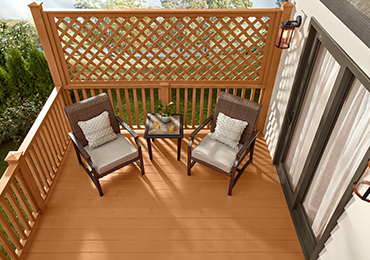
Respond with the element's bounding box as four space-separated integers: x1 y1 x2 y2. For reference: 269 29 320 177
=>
42 8 282 16
0 89 70 259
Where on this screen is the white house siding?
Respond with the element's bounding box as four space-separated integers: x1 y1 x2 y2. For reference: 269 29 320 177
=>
318 194 370 260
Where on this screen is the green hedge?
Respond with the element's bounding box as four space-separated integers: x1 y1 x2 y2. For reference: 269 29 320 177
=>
0 94 44 144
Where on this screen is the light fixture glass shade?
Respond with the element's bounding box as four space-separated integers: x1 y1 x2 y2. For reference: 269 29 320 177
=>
275 24 294 49
275 16 302 49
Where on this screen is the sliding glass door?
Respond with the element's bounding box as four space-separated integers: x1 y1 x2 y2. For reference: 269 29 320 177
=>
303 79 370 238
285 46 340 190
274 19 370 260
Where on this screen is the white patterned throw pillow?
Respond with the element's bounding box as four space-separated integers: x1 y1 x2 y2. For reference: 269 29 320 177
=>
78 111 117 149
210 112 248 150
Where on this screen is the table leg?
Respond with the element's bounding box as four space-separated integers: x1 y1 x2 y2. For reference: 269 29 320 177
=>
177 138 182 161
146 138 153 160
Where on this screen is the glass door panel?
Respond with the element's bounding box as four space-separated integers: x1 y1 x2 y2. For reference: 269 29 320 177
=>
303 79 370 239
285 46 340 190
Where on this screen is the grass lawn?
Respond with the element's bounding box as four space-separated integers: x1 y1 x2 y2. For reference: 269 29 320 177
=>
0 140 19 178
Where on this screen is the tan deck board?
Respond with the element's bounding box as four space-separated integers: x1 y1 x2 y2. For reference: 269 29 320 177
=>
22 132 304 260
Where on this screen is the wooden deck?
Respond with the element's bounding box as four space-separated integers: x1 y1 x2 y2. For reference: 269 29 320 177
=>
22 131 304 260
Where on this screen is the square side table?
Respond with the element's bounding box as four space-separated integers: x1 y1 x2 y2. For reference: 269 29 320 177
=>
144 113 184 161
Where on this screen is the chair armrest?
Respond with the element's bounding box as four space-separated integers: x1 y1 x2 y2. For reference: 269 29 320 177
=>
115 116 139 139
68 132 96 170
189 114 213 140
115 116 141 148
68 132 90 159
188 114 213 148
235 130 259 160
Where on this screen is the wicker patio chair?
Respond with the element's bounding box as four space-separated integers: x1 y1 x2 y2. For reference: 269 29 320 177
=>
187 91 262 195
64 93 145 196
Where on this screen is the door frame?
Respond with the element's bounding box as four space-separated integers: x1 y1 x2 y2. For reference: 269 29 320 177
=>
273 17 370 259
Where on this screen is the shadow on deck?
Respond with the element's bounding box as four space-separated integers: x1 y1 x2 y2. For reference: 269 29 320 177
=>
22 131 304 260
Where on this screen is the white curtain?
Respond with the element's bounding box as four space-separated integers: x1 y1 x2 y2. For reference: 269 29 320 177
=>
285 47 340 189
303 79 370 239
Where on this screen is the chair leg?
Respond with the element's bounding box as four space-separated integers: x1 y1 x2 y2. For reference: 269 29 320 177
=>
92 171 104 196
249 139 257 162
187 146 192 176
228 169 237 196
139 151 145 175
134 147 145 175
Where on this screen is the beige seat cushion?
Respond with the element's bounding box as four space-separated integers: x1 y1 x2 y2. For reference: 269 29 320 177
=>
192 133 242 173
85 134 138 175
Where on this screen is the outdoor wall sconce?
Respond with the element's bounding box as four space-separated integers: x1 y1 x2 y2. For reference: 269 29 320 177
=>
275 15 302 49
353 159 370 203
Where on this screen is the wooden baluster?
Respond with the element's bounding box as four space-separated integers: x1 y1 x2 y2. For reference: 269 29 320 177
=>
133 89 140 128
40 127 58 172
191 88 196 128
150 88 155 113
176 88 180 114
141 88 147 124
116 89 124 120
250 88 256 102
184 88 188 128
241 88 246 99
124 89 133 127
24 154 47 197
199 88 204 124
6 189 31 232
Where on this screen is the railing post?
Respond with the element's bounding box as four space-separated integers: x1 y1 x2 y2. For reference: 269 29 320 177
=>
29 2 65 90
5 152 47 213
257 1 293 131
159 82 171 103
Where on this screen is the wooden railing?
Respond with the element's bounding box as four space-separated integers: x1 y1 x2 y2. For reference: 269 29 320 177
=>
65 84 262 129
0 89 70 259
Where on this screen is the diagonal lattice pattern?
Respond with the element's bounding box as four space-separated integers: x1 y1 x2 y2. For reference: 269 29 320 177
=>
55 14 271 83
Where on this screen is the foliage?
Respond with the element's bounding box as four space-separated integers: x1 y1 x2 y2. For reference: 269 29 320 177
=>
28 44 54 100
0 21 53 106
0 21 40 61
230 0 253 9
74 0 148 9
275 0 286 8
6 46 33 98
161 0 252 9
0 140 18 178
0 94 44 144
157 99 173 117
0 66 9 109
0 50 5 68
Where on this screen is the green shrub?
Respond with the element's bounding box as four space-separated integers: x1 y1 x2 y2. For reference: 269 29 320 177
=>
0 21 34 61
6 46 33 98
0 94 44 144
0 66 9 109
28 45 54 101
0 50 5 68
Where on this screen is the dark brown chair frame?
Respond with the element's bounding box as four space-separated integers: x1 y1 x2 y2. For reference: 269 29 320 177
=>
64 93 145 196
187 91 262 196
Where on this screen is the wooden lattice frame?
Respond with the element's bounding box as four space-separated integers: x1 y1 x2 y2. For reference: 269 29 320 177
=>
55 14 271 83
29 6 294 87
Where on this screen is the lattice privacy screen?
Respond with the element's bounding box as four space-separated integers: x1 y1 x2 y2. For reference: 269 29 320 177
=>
54 14 271 83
